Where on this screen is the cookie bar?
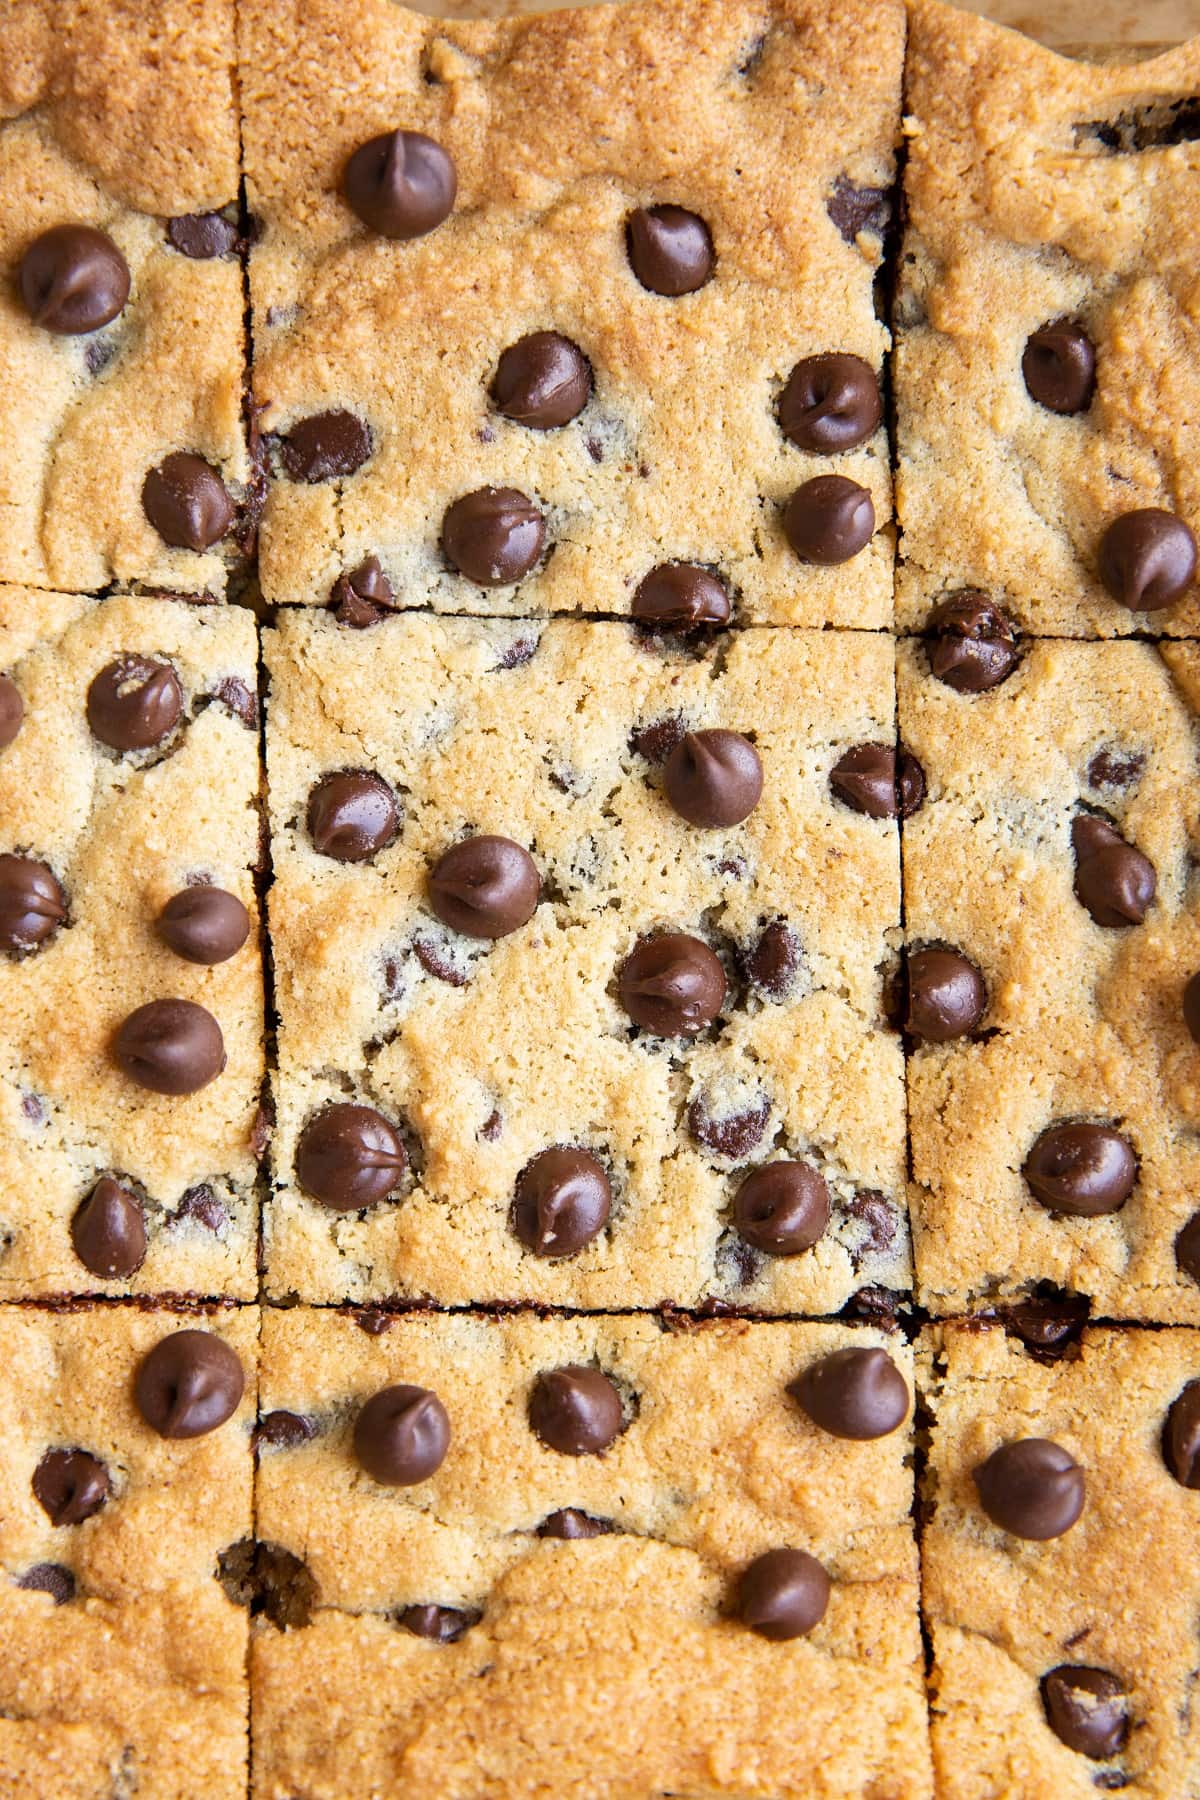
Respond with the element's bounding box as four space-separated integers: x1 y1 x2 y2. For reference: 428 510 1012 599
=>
250 1307 929 1799
0 1304 258 1800
0 590 265 1299
263 611 906 1311
895 0 1200 637
898 634 1200 1321
1 0 250 596
921 1321 1200 1797
239 0 901 626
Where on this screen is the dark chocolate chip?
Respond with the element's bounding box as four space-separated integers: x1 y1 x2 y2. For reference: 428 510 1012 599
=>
280 411 372 482
135 1329 244 1439
1023 1122 1137 1218
157 887 249 965
1164 1380 1200 1488
307 770 399 862
631 564 732 631
1176 1209 1200 1284
113 998 225 1095
629 713 686 765
342 130 456 239
142 455 234 551
211 676 258 729
397 1604 479 1642
783 475 875 565
71 1176 147 1278
217 1538 318 1630
331 555 396 627
1184 973 1200 1046
974 1438 1085 1539
16 1563 75 1604
1099 509 1196 611
626 205 715 295
903 947 987 1042
663 730 762 829
736 1548 830 1641
511 1147 611 1259
826 178 891 243
490 331 591 428
778 354 881 453
167 213 238 259
830 744 925 819
843 1190 896 1264
529 1366 624 1456
412 937 468 986
1086 748 1144 791
354 1384 450 1485
1022 320 1097 414
1003 1290 1090 1360
1071 815 1155 928
789 1346 909 1440
32 1449 110 1526
428 835 540 939
618 932 726 1035
19 225 130 334
537 1509 614 1539
87 654 182 751
0 854 67 953
687 1090 770 1160
442 486 545 586
254 1411 316 1452
734 1162 830 1256
0 674 24 747
1041 1666 1129 1759
926 593 1019 693
742 920 802 1000
172 1184 228 1233
295 1103 407 1211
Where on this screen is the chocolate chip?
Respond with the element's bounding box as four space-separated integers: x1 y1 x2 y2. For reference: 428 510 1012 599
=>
217 1539 318 1630
1023 1122 1137 1218
490 332 591 428
631 564 732 631
742 921 802 1000
529 1366 624 1456
736 1548 830 1641
113 998 225 1095
663 730 762 829
1002 1290 1090 1360
843 1190 896 1264
789 1346 909 1440
0 854 67 953
830 744 925 819
1071 816 1155 927
296 1103 407 1211
280 411 372 482
18 225 130 333
973 1438 1085 1539
1176 1210 1200 1284
1164 1380 1200 1488
537 1509 614 1539
16 1563 75 1604
629 714 686 764
397 1604 479 1642
87 655 182 751
135 1329 244 1439
1087 748 1144 791
926 593 1019 693
71 1176 147 1278
826 178 891 243
1041 1666 1129 1759
412 937 467 986
734 1162 830 1256
511 1147 611 1259
32 1449 110 1526
167 213 238 259
687 1090 770 1159
442 486 545 586
1022 321 1097 414
342 130 456 239
212 676 258 729
173 1184 227 1233
783 475 875 565
618 932 726 1035
428 835 540 939
778 354 881 453
0 674 24 747
1099 509 1196 611
494 635 538 671
354 1384 450 1485
331 555 396 627
142 455 234 551
307 770 399 861
157 887 249 965
1184 973 1200 1048
254 1411 316 1452
626 205 715 295
903 947 986 1043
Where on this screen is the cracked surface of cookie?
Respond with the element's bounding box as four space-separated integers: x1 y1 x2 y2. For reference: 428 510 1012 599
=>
0 590 264 1299
0 1304 257 1800
921 1322 1200 1798
899 636 1200 1321
264 612 906 1309
238 0 901 624
896 0 1200 636
251 1307 929 1799
0 0 250 596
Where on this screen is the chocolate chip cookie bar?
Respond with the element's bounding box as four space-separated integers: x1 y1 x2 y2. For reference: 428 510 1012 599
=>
250 1307 930 1799
0 590 265 1298
263 611 907 1311
239 0 902 626
0 1303 258 1800
898 633 1200 1322
896 0 1200 637
1 0 251 597
921 1321 1200 1797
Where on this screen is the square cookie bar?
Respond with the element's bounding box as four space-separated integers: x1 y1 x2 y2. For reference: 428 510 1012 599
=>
263 612 906 1311
0 590 265 1299
920 1322 1200 1797
251 1308 929 1800
0 1304 257 1800
240 0 901 625
895 0 1200 637
1 0 250 596
898 634 1200 1322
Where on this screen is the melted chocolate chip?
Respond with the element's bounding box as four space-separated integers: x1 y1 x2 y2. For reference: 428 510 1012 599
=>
135 1330 245 1439
1002 1290 1090 1360
843 1190 896 1263
281 411 372 482
428 835 540 938
626 206 715 295
19 225 130 334
87 655 182 751
1164 1380 1200 1488
734 1162 830 1256
295 1103 407 1211
1071 815 1156 927
442 487 545 586
537 1509 614 1540
783 476 875 565
663 730 762 829
113 999 225 1095
397 1604 479 1642
172 1184 228 1233
1086 748 1144 791
142 455 234 551
32 1449 110 1526
0 674 24 747
926 593 1019 693
167 213 238 259
742 920 802 1000
307 770 399 861
354 1384 450 1484
1041 1666 1129 1759
157 887 249 964
1176 1209 1200 1284
529 1366 625 1456
618 932 726 1035
830 744 925 819
16 1563 75 1604
342 130 456 239
254 1411 316 1451
737 1548 830 1641
687 1089 770 1159
331 555 396 627
789 1346 909 1440
974 1438 1085 1539
1022 320 1096 414
631 564 732 631
217 1539 318 1630
1099 508 1196 611
629 714 686 765
826 178 891 243
1023 1122 1137 1217
511 1147 612 1259
412 937 468 986
778 354 881 453
490 332 591 429
0 854 67 953
212 676 258 729
903 947 987 1042
71 1176 147 1278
